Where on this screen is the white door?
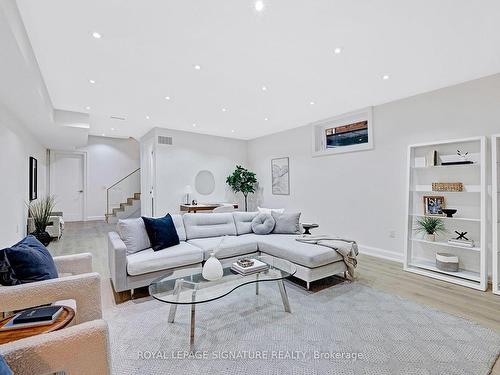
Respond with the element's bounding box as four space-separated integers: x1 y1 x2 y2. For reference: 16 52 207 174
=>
50 152 85 222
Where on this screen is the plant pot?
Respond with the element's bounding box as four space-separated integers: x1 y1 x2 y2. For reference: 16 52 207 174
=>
424 233 436 242
32 230 51 246
202 253 223 281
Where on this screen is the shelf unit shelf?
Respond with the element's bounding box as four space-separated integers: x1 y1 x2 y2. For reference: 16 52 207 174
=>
404 136 487 291
492 134 500 295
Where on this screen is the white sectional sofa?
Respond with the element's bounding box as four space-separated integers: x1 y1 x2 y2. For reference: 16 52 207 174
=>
108 212 349 294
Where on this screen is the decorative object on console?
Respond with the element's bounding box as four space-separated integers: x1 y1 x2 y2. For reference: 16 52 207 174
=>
302 223 319 235
432 182 463 192
202 237 225 281
29 156 37 201
184 185 192 205
414 216 446 242
226 165 257 211
423 196 445 216
191 199 197 205
142 214 180 251
271 157 290 195
251 213 275 235
27 195 56 246
441 208 457 218
435 253 459 272
0 235 58 286
440 150 473 165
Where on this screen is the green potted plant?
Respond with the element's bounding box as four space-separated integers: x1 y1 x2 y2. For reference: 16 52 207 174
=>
27 195 56 246
414 216 446 242
226 165 257 212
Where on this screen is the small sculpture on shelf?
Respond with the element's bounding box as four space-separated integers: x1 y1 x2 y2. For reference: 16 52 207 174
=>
447 231 475 248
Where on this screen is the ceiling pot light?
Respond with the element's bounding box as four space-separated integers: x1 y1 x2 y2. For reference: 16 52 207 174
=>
85 106 91 110
310 101 315 105
231 129 235 133
111 128 115 131
102 133 106 136
255 1 264 12
264 117 269 121
334 47 342 54
382 75 390 80
222 108 227 112
92 32 102 39
194 65 201 70
146 115 150 120
89 79 96 84
165 96 170 100
262 86 267 91
192 123 197 127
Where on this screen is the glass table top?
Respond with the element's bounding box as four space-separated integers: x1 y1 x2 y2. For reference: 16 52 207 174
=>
149 256 296 305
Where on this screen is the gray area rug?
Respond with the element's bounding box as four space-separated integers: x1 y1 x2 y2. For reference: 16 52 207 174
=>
105 281 500 374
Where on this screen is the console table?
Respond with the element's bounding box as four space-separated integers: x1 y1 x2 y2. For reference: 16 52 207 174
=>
180 203 238 213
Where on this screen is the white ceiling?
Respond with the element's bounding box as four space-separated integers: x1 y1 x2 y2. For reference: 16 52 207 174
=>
15 0 500 141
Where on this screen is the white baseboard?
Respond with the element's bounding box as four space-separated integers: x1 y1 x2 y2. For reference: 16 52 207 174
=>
358 244 403 263
86 215 105 221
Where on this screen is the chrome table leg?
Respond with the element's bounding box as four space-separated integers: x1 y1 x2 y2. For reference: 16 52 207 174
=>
168 279 182 323
277 279 291 313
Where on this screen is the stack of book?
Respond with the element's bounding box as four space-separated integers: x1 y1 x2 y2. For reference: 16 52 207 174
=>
448 238 475 248
0 306 63 331
231 258 269 275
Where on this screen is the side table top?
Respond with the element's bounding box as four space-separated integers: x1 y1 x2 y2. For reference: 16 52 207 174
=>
0 306 75 345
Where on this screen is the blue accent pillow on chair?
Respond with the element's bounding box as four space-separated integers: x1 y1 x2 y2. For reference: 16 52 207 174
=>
142 214 180 251
0 355 13 375
0 235 58 286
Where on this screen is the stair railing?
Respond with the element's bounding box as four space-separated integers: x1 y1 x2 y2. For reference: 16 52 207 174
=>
106 168 141 221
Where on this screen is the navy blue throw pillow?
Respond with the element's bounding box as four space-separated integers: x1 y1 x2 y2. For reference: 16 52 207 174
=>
142 214 180 251
0 355 13 375
0 235 58 286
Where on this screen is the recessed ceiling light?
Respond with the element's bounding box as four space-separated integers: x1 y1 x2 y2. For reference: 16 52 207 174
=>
382 75 390 80
192 123 197 127
164 96 170 100
111 128 115 131
255 0 264 12
264 117 269 121
194 65 201 70
334 47 342 54
262 85 267 91
102 133 106 136
89 79 96 84
145 115 150 120
85 106 91 110
231 129 235 133
92 32 102 39
222 108 227 112
310 101 315 105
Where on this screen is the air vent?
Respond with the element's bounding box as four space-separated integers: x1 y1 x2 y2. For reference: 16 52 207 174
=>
110 116 126 120
158 136 173 145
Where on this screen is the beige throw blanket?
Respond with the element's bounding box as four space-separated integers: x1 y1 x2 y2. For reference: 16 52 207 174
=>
296 235 358 277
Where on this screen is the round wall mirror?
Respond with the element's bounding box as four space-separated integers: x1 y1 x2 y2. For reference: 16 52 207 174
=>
195 170 215 195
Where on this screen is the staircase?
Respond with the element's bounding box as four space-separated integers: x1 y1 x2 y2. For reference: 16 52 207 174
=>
106 192 141 223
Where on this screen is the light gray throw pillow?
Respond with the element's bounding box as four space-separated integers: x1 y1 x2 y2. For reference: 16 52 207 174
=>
271 212 301 234
251 213 275 235
117 218 151 254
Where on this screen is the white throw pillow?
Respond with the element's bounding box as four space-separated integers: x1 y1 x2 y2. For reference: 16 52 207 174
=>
257 207 285 215
117 218 151 254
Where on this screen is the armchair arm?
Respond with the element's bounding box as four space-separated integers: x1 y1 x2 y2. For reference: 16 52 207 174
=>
0 319 110 375
53 253 93 275
108 231 128 292
0 273 102 324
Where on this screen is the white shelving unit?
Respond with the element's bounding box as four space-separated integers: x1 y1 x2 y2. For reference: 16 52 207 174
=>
404 136 487 290
492 134 500 295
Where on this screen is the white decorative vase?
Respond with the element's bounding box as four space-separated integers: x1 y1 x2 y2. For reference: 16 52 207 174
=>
202 253 223 281
424 233 436 242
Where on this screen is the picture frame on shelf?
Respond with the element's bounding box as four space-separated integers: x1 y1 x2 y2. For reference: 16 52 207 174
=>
423 195 445 216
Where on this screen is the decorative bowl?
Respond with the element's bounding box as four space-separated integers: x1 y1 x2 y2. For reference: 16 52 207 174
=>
442 208 457 218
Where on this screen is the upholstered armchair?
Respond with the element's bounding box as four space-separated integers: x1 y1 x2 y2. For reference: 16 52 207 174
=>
0 253 111 374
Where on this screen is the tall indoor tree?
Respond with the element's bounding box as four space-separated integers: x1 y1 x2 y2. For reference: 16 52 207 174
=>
226 165 257 212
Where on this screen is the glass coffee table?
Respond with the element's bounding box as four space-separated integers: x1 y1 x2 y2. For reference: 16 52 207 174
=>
149 256 296 349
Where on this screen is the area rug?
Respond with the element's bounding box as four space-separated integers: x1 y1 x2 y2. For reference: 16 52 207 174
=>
105 281 500 374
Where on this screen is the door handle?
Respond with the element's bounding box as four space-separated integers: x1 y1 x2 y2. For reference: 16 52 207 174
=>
78 190 83 193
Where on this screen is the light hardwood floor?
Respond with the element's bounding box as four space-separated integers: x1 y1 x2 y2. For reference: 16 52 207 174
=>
49 221 500 373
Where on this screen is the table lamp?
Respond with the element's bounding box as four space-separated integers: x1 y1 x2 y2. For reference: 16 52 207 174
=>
184 185 192 205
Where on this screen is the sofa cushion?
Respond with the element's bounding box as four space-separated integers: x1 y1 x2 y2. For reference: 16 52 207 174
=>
183 213 237 240
171 214 187 241
187 234 259 260
117 218 151 254
251 213 275 235
233 212 258 235
142 214 180 251
271 212 301 234
0 235 58 286
257 234 343 268
126 242 203 276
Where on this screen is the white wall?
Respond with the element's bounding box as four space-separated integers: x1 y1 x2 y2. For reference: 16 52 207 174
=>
77 136 140 220
0 104 47 247
142 128 248 216
248 73 500 261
